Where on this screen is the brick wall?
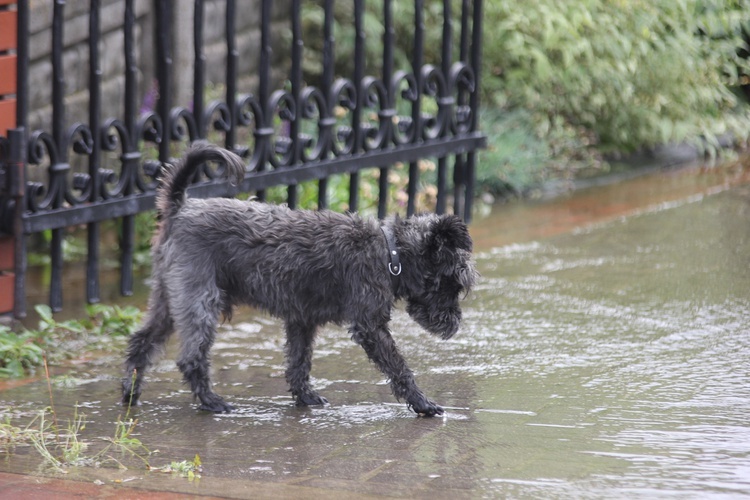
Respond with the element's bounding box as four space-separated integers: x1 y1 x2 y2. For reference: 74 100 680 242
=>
0 0 16 136
26 0 154 132
0 0 17 314
26 0 292 134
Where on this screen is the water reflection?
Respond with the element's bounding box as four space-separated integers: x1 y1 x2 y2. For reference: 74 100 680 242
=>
469 185 750 496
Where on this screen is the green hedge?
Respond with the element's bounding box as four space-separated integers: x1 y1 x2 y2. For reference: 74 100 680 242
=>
301 0 750 194
482 0 750 152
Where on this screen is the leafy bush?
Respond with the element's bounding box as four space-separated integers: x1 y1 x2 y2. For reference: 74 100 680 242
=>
301 0 750 195
0 304 142 378
0 329 44 378
480 0 750 152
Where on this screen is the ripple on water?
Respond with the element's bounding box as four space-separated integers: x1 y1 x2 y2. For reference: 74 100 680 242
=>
464 191 750 496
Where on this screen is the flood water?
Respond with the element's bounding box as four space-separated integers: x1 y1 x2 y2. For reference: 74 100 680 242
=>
1 160 749 498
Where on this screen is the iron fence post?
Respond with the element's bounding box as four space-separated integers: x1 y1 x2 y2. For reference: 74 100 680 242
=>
8 128 26 318
465 0 484 223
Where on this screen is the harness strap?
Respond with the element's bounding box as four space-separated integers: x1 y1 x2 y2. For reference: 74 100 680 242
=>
380 225 401 292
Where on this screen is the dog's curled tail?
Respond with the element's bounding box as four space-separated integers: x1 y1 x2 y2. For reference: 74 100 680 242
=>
156 141 246 221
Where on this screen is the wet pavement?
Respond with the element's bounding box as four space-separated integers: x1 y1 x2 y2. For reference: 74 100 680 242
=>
2 159 750 498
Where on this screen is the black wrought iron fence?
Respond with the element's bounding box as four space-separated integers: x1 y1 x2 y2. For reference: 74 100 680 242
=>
0 0 485 318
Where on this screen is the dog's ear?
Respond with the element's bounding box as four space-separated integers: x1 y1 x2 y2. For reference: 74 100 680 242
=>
426 215 473 271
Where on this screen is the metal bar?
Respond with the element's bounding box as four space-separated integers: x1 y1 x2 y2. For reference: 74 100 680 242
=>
459 0 469 64
317 0 334 210
258 0 270 110
406 161 418 217
120 0 138 297
442 0 453 77
51 0 65 161
436 156 447 214
49 230 63 311
436 0 452 215
317 178 328 210
349 0 365 212
9 128 27 318
453 153 465 216
256 0 272 201
352 0 364 155
87 0 102 304
469 0 483 134
383 0 393 92
86 224 101 302
287 0 302 209
120 214 135 297
124 0 137 141
381 0 393 152
378 0 395 219
406 0 424 217
377 167 388 219
49 0 66 312
25 195 156 234
464 0 483 221
16 0 28 131
13 2 29 317
21 134 486 233
412 0 424 136
464 151 476 223
193 0 205 138
349 173 360 213
155 0 172 164
225 0 237 150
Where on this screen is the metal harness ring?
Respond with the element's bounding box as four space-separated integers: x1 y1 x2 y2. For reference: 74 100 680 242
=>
388 261 402 276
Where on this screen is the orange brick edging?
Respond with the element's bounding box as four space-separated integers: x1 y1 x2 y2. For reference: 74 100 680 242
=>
0 55 15 95
0 1 16 314
0 10 16 52
0 6 17 136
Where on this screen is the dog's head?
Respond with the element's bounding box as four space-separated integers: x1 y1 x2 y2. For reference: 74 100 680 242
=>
399 214 477 340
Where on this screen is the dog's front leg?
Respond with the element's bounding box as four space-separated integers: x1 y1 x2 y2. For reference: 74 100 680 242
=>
351 325 444 417
285 321 328 406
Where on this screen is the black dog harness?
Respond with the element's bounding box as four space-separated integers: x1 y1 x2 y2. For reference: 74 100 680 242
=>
380 226 402 291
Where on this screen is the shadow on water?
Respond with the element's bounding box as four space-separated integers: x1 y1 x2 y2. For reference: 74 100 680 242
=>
2 159 750 497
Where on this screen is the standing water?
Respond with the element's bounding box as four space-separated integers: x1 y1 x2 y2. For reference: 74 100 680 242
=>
0 160 749 498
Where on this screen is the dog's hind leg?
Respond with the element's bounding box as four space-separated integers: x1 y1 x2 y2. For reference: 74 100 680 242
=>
174 293 234 413
122 281 174 407
351 325 444 417
285 321 328 406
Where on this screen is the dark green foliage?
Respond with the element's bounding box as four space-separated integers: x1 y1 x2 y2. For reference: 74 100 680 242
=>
482 0 750 153
301 0 750 195
0 304 142 379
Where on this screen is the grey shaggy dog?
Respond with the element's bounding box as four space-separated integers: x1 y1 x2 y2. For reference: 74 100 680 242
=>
122 142 477 416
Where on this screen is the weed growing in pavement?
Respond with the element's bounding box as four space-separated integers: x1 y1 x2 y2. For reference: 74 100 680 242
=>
0 303 142 379
0 360 152 473
0 323 201 480
149 454 203 481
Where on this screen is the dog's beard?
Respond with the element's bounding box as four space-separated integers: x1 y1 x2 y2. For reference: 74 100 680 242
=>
406 298 462 340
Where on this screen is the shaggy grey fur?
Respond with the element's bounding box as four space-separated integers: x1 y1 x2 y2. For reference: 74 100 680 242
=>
122 142 477 416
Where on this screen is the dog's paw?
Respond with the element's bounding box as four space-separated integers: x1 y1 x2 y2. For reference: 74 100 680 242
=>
121 383 141 407
121 395 141 407
295 391 329 407
408 398 444 417
198 396 235 413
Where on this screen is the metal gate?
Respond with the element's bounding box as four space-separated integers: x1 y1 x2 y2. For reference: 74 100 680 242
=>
0 0 485 318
